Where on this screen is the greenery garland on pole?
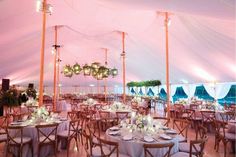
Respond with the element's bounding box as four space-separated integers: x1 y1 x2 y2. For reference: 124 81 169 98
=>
127 80 161 87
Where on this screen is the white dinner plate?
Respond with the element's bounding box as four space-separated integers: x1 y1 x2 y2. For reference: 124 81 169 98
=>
108 131 120 136
229 120 236 123
159 134 172 140
144 136 154 142
10 122 22 125
165 130 177 134
123 134 133 141
109 126 120 131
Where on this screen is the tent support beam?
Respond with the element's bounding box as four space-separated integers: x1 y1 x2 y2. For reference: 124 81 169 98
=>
53 26 58 112
165 12 171 118
38 0 47 107
122 32 126 103
104 48 108 102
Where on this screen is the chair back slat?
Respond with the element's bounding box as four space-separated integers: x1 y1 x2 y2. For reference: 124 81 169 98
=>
6 125 24 145
173 119 190 140
143 142 174 157
36 123 58 144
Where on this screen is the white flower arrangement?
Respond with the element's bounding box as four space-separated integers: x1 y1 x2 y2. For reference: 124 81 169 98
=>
31 106 49 122
111 101 126 110
177 99 188 105
131 96 142 103
25 97 38 106
83 98 97 105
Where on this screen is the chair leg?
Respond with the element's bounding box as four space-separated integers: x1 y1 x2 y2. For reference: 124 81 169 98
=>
38 145 40 157
54 143 57 157
223 140 228 157
31 143 34 157
75 137 79 152
67 140 70 157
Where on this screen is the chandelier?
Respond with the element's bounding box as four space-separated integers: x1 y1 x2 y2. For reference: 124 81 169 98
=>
62 62 118 80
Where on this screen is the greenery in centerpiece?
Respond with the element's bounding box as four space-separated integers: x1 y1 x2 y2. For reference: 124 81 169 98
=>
31 106 49 122
111 101 126 110
127 80 161 87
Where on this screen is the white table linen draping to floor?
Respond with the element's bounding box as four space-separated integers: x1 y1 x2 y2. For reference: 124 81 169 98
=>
10 121 69 157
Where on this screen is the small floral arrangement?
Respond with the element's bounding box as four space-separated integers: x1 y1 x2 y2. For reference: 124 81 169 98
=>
31 106 49 121
177 99 188 105
25 97 38 106
111 101 126 110
83 98 96 105
131 114 151 129
131 96 142 103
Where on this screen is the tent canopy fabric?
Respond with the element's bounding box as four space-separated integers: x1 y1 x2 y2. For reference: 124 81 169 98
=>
0 0 235 88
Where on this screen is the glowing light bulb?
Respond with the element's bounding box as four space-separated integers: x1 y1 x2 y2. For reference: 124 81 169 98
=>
36 0 41 12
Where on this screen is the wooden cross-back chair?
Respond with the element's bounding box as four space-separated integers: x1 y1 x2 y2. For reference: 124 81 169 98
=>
57 119 80 157
99 111 115 131
200 110 215 132
36 123 59 157
173 119 190 142
6 125 33 157
115 111 130 124
97 137 119 157
153 117 170 127
189 137 208 157
143 142 174 157
0 116 8 145
213 120 235 157
200 110 215 123
175 137 208 157
219 111 235 123
67 111 78 120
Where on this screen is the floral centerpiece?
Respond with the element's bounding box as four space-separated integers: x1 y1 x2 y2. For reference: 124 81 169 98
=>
25 97 38 106
131 96 142 104
110 101 127 110
83 98 97 105
176 99 188 105
129 113 154 133
31 106 49 122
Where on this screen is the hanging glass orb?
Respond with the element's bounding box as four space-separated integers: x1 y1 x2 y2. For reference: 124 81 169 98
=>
63 65 73 77
83 64 91 76
111 68 118 77
73 63 81 75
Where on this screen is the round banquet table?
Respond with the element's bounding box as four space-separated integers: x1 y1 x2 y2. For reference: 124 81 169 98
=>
10 120 69 157
101 108 133 118
105 126 179 157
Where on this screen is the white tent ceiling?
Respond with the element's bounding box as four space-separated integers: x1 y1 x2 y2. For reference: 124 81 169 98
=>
0 0 235 88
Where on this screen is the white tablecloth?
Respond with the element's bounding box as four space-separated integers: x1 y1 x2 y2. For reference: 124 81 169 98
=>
106 128 179 157
11 121 69 157
57 100 71 111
